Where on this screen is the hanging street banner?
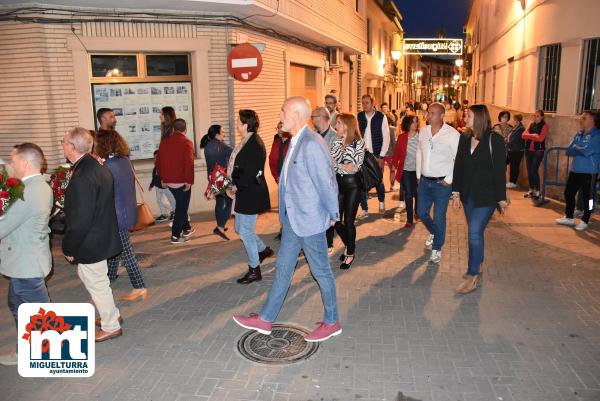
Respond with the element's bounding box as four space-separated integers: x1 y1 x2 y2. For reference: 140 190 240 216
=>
403 38 463 55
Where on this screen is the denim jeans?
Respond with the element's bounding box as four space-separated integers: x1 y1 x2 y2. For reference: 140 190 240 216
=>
156 187 176 216
401 170 418 224
260 214 339 324
463 195 496 276
169 186 192 238
525 150 544 191
215 195 232 228
416 178 452 251
8 277 51 325
360 181 385 210
234 213 267 268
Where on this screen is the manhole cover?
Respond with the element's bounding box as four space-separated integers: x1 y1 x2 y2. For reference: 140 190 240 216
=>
237 324 319 364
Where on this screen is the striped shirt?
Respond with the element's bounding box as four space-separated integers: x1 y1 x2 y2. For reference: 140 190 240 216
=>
330 138 365 175
404 133 419 171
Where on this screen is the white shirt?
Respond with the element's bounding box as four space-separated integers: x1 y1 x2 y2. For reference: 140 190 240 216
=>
22 173 42 182
363 111 390 157
416 123 460 185
281 126 303 185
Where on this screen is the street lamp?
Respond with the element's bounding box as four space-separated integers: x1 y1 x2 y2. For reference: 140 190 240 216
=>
455 58 464 68
416 70 423 78
453 74 460 81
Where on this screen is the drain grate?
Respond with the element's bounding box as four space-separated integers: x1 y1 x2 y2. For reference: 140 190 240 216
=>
237 324 319 364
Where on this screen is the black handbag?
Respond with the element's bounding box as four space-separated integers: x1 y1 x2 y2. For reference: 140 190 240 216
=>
360 150 383 191
49 209 66 235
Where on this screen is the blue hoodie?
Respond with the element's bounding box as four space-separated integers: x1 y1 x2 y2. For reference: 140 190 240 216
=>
566 127 600 174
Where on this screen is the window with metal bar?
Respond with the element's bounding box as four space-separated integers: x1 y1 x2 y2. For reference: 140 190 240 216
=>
506 58 514 107
578 38 600 112
537 44 561 112
491 66 497 105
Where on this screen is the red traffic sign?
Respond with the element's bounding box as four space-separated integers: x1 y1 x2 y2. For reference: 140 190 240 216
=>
227 43 263 82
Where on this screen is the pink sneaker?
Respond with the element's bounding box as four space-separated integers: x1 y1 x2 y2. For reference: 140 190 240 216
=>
304 321 342 342
232 313 272 335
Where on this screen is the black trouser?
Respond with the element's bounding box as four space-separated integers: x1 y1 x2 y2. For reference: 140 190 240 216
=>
400 170 418 224
169 186 192 238
333 174 362 255
525 150 544 191
565 172 596 224
508 150 524 184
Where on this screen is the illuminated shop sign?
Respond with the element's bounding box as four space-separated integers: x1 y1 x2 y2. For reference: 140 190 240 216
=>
403 39 463 55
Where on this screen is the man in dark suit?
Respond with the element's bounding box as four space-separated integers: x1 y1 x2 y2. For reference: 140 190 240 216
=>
62 127 123 342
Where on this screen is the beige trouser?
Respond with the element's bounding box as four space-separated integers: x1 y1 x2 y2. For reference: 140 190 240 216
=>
77 260 121 333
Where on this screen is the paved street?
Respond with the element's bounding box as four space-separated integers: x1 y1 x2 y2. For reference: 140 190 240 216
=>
1 189 599 401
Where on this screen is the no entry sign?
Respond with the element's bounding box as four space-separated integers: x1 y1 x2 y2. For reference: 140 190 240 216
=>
227 43 263 82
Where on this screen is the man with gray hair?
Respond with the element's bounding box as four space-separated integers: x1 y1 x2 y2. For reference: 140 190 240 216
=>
311 106 337 149
234 96 342 342
0 143 53 366
62 127 123 342
325 94 338 128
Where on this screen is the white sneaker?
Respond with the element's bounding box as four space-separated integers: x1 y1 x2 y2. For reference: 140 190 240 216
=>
425 234 434 247
398 201 406 211
506 182 517 189
358 210 369 220
575 221 589 231
555 217 576 226
379 202 385 213
0 352 18 366
430 250 441 263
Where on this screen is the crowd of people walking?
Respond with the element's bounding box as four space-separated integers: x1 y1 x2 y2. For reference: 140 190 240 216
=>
0 89 599 365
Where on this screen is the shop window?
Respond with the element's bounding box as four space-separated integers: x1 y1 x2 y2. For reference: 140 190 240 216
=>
146 55 189 76
91 55 137 78
89 52 194 160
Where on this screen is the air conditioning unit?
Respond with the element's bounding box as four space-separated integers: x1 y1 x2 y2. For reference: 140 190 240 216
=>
328 47 343 68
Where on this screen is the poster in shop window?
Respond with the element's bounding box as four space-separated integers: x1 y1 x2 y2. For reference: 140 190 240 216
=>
92 82 194 160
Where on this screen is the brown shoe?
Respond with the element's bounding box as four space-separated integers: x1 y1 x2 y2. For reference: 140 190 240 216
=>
95 328 122 342
456 275 478 294
120 288 148 302
95 315 123 327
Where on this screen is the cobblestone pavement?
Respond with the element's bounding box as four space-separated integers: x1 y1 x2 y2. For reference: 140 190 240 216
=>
1 189 599 401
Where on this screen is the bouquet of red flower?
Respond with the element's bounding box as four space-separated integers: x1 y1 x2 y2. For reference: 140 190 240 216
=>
49 165 72 209
0 169 25 217
204 164 232 200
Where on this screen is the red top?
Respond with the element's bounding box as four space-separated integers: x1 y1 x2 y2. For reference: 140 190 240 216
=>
522 124 548 151
268 135 290 183
391 130 409 182
156 131 195 185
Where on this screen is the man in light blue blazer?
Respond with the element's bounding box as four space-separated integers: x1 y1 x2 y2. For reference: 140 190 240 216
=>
234 96 343 342
0 143 53 366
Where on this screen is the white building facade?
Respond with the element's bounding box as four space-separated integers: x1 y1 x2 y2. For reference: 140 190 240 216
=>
0 0 404 213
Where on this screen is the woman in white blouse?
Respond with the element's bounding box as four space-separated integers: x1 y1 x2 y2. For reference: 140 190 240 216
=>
330 113 365 269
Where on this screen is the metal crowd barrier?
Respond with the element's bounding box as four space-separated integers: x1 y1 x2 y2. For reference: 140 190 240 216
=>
537 147 570 206
537 146 600 208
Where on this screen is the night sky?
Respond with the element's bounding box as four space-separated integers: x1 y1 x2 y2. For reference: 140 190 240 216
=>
394 0 470 39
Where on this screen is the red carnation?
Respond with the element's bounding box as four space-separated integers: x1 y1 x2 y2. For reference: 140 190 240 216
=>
58 171 67 179
6 178 19 188
0 191 10 199
57 189 65 196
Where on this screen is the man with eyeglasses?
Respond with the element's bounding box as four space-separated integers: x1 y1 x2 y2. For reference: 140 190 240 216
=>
325 94 338 128
416 102 460 264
